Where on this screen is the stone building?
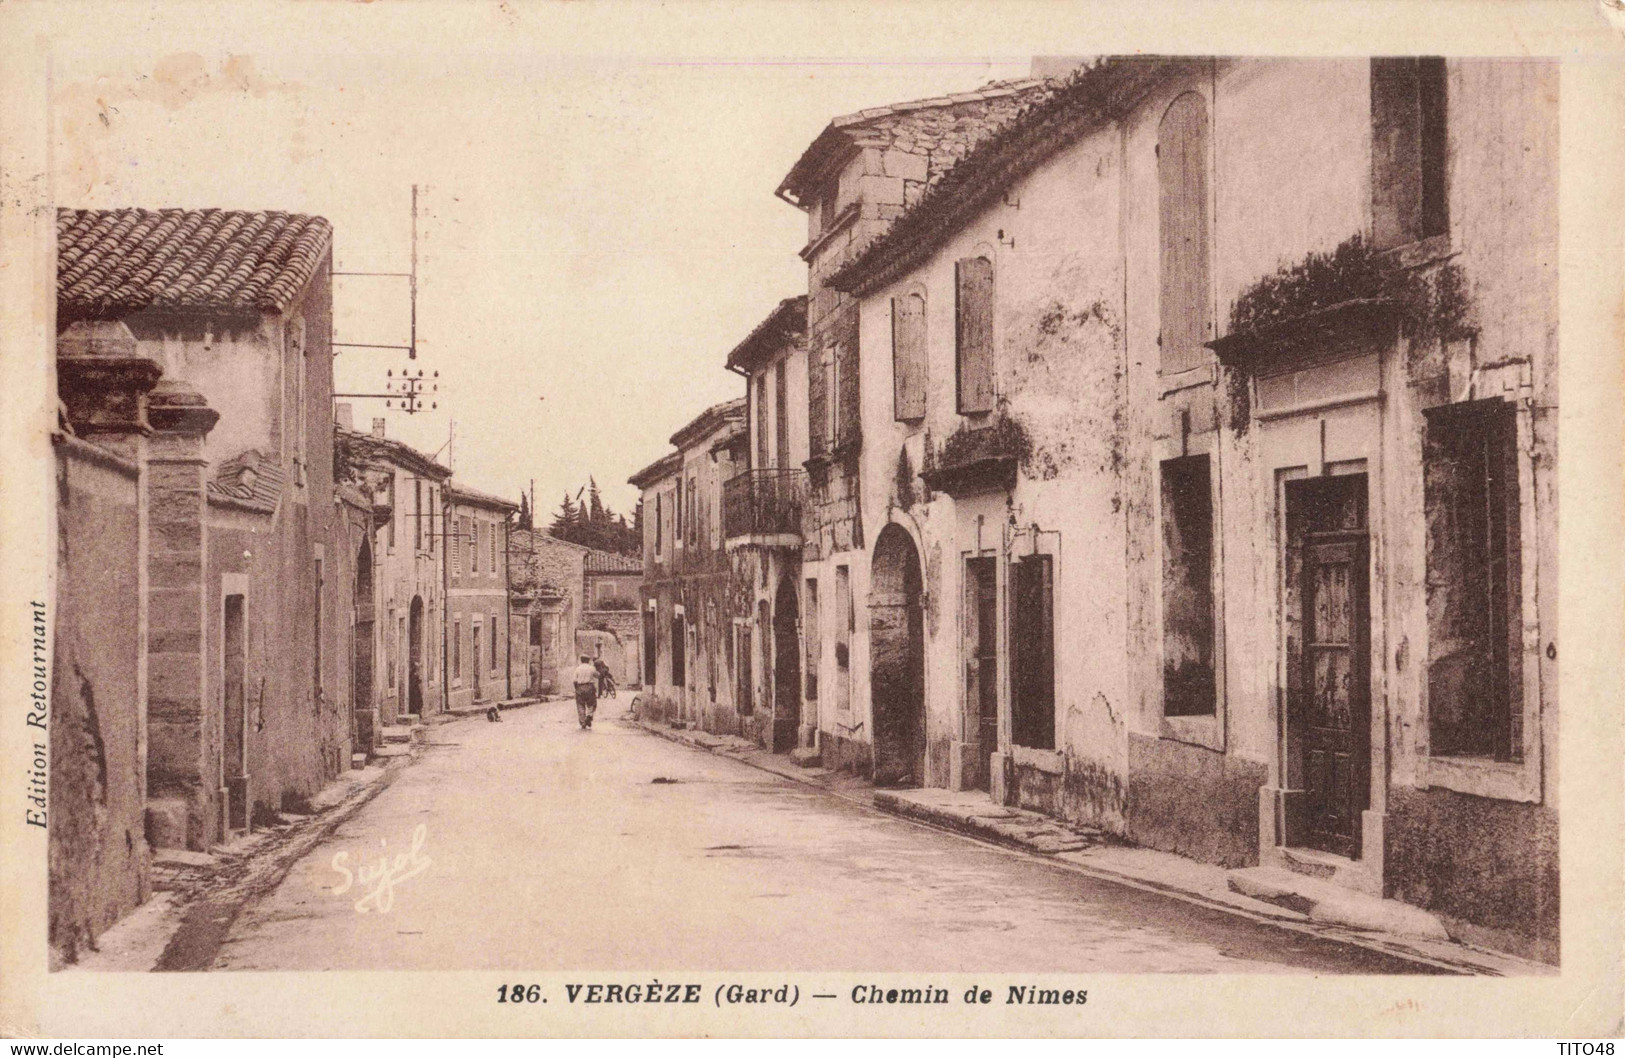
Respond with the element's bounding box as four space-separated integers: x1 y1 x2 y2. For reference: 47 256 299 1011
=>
579 549 644 690
50 207 359 957
334 414 452 737
509 527 587 696
722 296 812 752
773 79 1055 774
818 58 1557 961
629 399 747 730
444 482 522 710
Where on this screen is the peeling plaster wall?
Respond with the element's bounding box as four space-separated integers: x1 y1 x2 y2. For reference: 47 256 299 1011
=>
50 440 149 962
856 121 1131 819
1377 59 1560 960
1118 60 1374 858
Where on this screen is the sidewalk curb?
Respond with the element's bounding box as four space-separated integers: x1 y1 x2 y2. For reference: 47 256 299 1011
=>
146 747 422 972
629 715 1538 978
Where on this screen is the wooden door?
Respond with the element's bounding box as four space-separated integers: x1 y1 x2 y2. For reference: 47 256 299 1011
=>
964 556 999 790
1290 476 1371 858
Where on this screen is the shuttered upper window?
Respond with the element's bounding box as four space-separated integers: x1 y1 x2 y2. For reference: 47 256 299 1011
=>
892 291 927 421
955 257 995 414
1158 91 1212 375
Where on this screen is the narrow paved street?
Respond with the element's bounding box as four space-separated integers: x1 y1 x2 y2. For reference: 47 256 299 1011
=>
212 700 1440 974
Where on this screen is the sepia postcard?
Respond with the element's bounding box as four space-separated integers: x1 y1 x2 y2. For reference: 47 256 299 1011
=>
1 0 1622 1040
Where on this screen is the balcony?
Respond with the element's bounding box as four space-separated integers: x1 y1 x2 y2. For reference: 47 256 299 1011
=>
723 468 806 549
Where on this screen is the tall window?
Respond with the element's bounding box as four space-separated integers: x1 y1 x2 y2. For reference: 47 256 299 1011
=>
803 577 820 702
1158 91 1212 374
643 605 657 685
490 521 498 572
1372 57 1450 249
1010 553 1055 749
834 565 853 714
736 623 753 714
687 478 698 547
1161 455 1217 717
774 359 790 468
756 374 771 469
491 612 500 668
387 479 397 550
414 479 423 550
893 291 928 420
471 518 480 573
1424 399 1522 761
453 620 462 681
428 486 437 554
955 257 995 413
670 614 686 686
654 492 663 555
450 508 460 571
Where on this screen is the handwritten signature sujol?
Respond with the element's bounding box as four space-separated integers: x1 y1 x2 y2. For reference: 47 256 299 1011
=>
329 823 432 913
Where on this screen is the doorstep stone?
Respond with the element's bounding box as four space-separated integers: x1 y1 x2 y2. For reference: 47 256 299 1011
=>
789 747 823 768
151 847 217 869
1227 866 1450 939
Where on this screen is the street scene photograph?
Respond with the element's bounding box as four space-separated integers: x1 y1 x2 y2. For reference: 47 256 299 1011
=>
17 7 1615 1036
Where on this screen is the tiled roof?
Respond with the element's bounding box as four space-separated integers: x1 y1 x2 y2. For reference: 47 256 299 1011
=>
777 79 1054 204
828 58 1178 296
335 427 452 481
670 396 747 451
628 450 683 490
446 481 519 511
57 208 333 320
206 450 286 512
584 550 642 574
725 295 807 374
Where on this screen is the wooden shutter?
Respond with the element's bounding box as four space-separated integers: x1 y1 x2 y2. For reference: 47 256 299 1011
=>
955 257 995 413
808 339 830 458
835 307 861 449
755 375 770 469
774 359 789 469
893 293 927 420
1157 92 1211 374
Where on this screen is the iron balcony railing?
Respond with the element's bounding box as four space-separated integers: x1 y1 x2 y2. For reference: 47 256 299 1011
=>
723 467 807 541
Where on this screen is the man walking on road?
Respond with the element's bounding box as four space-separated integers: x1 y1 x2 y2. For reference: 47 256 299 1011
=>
572 654 599 729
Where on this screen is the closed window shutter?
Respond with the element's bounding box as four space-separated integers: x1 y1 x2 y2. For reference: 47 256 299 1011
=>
808 338 830 457
893 293 927 420
1158 92 1211 374
955 257 995 413
834 308 861 449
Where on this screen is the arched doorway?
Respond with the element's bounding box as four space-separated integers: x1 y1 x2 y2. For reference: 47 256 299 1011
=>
353 539 375 744
772 575 802 753
871 524 925 786
408 595 424 716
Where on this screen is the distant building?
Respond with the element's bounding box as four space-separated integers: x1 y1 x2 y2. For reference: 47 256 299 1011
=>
579 549 644 690
723 296 811 752
629 399 747 730
444 483 521 709
334 416 453 738
509 528 588 696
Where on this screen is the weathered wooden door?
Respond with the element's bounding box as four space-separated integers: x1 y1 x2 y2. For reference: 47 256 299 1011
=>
964 556 999 790
1289 475 1371 858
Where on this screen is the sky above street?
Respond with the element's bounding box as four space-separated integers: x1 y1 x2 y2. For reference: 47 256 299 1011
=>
50 10 1028 515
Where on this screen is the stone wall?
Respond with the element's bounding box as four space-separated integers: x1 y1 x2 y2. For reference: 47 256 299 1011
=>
50 434 149 962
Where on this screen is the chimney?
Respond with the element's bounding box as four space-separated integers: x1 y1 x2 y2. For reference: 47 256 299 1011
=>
335 402 354 432
371 417 386 439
